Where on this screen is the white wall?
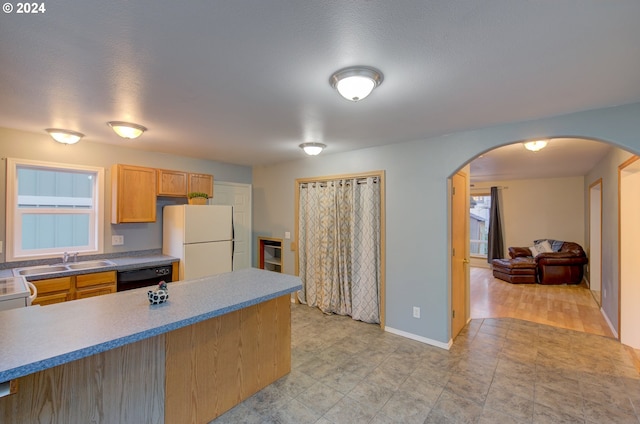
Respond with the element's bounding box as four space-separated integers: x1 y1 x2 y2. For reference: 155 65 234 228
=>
0 127 252 264
472 177 585 255
253 102 640 345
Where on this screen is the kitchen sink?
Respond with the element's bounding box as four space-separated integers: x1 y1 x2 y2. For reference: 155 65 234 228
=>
15 265 70 276
66 260 116 270
13 260 117 277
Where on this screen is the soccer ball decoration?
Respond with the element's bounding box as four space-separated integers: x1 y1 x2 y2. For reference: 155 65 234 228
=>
148 281 169 304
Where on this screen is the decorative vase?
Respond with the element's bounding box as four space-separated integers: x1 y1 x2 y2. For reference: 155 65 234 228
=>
148 281 169 304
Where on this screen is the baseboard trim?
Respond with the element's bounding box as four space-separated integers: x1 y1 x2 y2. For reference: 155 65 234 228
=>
601 307 618 339
384 326 452 350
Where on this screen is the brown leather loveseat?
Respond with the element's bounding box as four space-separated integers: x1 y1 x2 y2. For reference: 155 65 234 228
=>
509 241 588 285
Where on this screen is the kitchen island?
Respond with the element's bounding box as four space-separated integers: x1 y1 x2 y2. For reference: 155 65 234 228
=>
0 268 301 423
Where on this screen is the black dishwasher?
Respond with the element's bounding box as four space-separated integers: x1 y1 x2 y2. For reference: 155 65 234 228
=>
117 265 173 292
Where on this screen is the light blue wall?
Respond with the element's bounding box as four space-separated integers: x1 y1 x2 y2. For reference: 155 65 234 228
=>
253 102 640 344
0 127 252 263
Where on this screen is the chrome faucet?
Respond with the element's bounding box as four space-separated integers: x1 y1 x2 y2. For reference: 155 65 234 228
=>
73 252 79 262
62 252 69 263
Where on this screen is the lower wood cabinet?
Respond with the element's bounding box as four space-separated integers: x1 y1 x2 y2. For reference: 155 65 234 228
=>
31 277 72 306
75 271 117 299
31 271 117 305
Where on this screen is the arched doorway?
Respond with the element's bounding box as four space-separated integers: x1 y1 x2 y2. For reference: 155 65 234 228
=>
451 137 634 339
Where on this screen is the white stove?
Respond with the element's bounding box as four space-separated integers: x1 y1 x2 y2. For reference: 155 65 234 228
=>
0 276 37 311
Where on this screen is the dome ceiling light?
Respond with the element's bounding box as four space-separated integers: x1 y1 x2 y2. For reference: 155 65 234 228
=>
45 128 84 145
329 66 383 102
523 140 548 152
107 121 147 139
299 142 326 156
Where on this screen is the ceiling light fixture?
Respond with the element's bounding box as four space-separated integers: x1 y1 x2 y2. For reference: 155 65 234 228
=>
107 121 147 139
523 140 548 152
329 66 383 102
45 128 84 145
299 142 326 156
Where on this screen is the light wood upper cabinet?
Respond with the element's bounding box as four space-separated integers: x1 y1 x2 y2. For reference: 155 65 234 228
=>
157 169 188 197
188 173 214 198
111 164 157 223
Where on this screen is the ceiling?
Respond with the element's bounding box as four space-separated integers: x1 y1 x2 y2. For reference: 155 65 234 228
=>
469 138 614 182
2 2 640 167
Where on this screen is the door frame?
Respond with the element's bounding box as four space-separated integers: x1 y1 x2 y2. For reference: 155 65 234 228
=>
588 178 603 306
450 171 469 340
618 155 640 348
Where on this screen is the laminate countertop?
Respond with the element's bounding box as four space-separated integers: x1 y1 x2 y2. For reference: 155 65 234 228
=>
0 268 302 382
0 254 179 280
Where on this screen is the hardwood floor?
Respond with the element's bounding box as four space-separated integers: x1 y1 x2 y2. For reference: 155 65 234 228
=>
471 266 640 373
470 266 614 338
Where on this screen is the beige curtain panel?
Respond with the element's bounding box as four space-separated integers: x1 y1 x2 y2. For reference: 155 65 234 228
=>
298 177 381 323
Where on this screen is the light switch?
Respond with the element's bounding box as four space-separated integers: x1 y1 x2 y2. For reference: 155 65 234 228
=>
285 232 291 239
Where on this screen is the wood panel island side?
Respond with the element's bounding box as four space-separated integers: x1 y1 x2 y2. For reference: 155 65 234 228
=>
0 268 302 423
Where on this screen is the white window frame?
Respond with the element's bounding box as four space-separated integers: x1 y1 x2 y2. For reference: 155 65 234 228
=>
6 158 105 261
470 193 491 259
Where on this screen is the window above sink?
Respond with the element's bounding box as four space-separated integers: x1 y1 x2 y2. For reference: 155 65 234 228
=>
5 158 105 262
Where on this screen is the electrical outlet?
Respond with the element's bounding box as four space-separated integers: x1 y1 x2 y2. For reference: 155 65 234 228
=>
0 241 3 254
413 306 420 318
112 235 124 246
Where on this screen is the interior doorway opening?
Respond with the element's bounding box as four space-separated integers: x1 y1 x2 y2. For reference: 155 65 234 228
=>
450 137 633 340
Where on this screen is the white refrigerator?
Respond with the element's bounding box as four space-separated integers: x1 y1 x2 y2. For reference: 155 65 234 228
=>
162 205 233 280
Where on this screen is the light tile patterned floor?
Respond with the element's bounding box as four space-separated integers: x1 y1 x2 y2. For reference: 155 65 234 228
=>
210 304 640 423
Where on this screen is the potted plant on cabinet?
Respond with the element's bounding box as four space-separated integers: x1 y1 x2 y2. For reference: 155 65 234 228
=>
188 192 209 205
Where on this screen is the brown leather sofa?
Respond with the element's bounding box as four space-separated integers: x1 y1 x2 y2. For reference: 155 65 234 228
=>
509 242 588 285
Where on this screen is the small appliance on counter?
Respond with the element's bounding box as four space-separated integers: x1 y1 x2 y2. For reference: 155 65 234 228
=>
0 276 37 311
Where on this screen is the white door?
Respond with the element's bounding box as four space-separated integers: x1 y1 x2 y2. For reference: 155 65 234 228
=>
210 182 252 270
620 157 640 349
183 241 233 280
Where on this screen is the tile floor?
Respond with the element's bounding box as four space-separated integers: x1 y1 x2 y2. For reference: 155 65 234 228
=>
211 304 640 423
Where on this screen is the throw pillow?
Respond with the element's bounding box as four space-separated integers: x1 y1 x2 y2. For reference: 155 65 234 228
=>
535 238 564 251
529 245 541 256
536 240 553 253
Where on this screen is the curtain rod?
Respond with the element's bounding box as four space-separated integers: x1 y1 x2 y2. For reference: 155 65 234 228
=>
300 177 379 188
470 185 508 190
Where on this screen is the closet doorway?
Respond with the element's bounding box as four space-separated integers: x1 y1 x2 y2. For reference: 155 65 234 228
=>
295 171 386 327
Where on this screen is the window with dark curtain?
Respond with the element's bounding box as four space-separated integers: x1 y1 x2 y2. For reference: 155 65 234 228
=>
487 186 504 262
